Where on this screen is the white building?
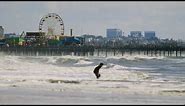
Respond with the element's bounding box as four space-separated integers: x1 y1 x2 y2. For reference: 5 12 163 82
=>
0 26 4 39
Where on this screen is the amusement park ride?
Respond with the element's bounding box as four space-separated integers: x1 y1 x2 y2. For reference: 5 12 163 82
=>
2 13 82 47
37 13 81 46
39 13 65 37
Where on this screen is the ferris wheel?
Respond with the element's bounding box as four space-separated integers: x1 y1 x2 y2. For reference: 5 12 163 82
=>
39 13 64 38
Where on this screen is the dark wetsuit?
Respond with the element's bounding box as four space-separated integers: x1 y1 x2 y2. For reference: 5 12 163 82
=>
93 64 103 79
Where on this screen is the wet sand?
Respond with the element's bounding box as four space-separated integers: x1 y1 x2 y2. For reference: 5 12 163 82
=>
0 87 185 105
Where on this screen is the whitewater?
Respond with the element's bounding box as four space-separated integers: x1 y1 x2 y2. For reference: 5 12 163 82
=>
0 52 185 104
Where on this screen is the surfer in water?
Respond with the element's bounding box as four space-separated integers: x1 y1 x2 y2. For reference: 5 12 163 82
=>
93 63 104 79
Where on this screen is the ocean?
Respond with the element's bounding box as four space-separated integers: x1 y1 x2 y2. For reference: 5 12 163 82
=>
0 52 185 104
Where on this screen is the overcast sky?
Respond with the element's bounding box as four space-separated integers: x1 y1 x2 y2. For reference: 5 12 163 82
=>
0 1 185 40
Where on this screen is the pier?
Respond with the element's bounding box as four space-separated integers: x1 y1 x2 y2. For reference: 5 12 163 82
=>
0 45 184 57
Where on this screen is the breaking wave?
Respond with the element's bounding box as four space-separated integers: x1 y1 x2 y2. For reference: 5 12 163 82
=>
0 54 185 95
